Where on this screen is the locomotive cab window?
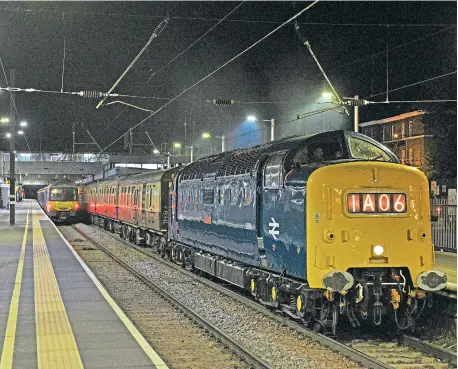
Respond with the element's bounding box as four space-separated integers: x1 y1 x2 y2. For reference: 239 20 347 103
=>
264 154 283 189
348 137 392 162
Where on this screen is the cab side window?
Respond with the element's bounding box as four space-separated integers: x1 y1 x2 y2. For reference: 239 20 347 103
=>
264 154 284 189
348 137 392 162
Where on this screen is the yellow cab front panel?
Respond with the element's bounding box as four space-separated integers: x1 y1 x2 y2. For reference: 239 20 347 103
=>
306 161 434 289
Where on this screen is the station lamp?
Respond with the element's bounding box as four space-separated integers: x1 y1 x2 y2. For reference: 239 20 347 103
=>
202 132 211 139
5 132 11 138
17 130 24 135
0 117 9 124
173 142 182 149
153 149 159 154
247 115 257 122
321 91 335 100
19 121 27 127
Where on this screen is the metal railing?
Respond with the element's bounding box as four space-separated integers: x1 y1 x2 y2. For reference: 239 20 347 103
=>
431 197 457 252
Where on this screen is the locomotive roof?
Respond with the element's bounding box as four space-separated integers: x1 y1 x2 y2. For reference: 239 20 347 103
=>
179 130 342 180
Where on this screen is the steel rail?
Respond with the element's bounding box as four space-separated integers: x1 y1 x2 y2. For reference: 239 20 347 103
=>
403 336 457 366
85 224 457 368
71 225 271 369
84 225 394 369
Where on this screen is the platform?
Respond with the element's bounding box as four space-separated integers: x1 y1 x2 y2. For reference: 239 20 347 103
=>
0 199 168 369
435 251 457 289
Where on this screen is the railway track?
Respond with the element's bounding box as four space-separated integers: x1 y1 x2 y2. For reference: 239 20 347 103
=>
66 223 456 369
61 225 270 369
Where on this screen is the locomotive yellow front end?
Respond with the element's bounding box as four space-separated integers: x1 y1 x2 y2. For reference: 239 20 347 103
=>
306 161 446 327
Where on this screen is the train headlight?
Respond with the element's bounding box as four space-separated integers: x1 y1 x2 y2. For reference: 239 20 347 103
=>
373 245 384 256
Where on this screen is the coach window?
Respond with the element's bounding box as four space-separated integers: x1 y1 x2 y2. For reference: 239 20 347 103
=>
264 154 283 189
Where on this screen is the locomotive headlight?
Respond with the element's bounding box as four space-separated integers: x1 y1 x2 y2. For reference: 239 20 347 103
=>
373 245 384 256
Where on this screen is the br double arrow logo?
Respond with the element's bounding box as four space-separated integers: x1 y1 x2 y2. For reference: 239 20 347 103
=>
268 217 279 240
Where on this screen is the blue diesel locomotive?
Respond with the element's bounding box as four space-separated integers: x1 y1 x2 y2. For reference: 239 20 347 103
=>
83 130 446 334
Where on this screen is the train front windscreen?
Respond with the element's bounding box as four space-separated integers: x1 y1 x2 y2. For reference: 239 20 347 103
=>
50 188 77 201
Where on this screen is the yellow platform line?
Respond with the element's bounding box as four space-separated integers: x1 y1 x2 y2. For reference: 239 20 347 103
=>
33 211 84 369
0 203 30 369
44 206 169 368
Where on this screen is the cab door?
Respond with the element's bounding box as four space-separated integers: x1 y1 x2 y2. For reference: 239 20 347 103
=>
258 152 307 279
258 153 284 269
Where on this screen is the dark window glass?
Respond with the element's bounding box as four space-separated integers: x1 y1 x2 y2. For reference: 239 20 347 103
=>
348 137 392 162
50 188 77 201
203 189 214 204
265 155 283 188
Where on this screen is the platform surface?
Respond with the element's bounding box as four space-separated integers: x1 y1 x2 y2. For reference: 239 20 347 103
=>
0 200 168 369
435 250 457 286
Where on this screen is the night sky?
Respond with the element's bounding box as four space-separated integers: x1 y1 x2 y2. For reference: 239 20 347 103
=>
0 1 456 155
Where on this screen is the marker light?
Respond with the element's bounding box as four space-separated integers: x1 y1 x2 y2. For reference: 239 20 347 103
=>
373 245 384 256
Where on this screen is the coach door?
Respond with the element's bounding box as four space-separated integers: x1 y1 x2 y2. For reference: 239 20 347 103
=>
133 185 142 226
139 183 147 228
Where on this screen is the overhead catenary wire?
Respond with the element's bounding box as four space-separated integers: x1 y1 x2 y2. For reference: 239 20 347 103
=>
0 6 454 27
100 1 245 133
224 105 343 143
0 56 31 152
0 86 314 105
364 71 457 99
145 1 245 83
325 25 456 73
94 0 321 158
0 58 21 123
0 17 452 108
96 17 170 109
